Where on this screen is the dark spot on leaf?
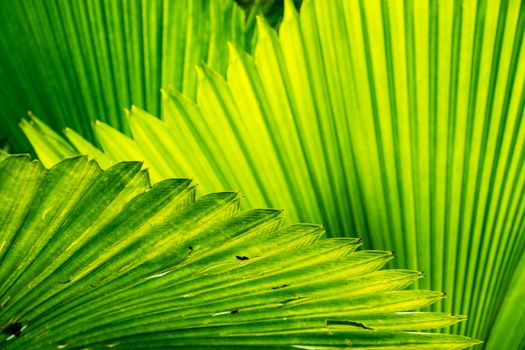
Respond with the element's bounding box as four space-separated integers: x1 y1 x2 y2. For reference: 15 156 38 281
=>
188 246 193 254
235 256 249 261
3 322 22 337
230 309 238 314
326 320 374 330
280 295 305 304
58 279 70 284
272 284 290 290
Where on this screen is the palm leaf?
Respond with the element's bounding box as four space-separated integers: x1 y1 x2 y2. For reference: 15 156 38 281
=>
0 155 480 349
21 0 525 347
0 0 254 152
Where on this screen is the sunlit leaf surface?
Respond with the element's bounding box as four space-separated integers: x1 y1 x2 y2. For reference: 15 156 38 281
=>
0 155 480 349
22 0 525 346
0 0 252 151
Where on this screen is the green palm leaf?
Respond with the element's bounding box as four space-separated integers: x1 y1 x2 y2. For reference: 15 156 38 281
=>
0 155 479 349
0 0 253 152
21 0 525 346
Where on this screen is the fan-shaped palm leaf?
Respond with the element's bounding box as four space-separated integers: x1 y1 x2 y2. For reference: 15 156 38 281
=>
0 155 480 349
22 0 525 347
0 0 253 151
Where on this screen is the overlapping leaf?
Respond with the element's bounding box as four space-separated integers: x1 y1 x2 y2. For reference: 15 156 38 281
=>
0 155 479 349
0 0 253 151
